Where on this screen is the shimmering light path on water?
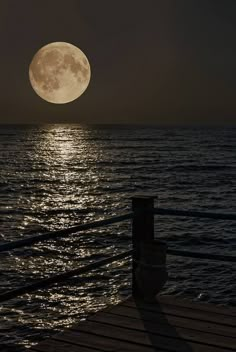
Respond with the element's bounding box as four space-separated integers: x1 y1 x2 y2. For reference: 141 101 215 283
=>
0 125 235 349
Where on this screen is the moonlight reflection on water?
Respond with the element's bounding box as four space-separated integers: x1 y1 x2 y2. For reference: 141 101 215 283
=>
0 125 235 349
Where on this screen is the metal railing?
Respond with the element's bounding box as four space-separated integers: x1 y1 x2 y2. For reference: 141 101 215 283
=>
154 207 236 221
0 250 132 303
0 212 133 253
0 196 235 303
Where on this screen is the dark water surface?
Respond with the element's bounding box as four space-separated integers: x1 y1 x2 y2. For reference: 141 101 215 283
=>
0 125 235 349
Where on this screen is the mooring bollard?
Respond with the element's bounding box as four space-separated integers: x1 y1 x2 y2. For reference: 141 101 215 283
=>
132 196 168 301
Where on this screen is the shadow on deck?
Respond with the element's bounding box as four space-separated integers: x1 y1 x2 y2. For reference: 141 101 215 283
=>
29 295 236 352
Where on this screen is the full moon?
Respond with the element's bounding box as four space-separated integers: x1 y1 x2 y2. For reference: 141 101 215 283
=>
29 42 91 104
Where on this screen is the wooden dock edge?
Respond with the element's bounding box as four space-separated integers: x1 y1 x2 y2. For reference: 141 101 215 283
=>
28 294 236 352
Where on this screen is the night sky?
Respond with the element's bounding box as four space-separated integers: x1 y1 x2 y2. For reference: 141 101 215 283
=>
0 0 236 125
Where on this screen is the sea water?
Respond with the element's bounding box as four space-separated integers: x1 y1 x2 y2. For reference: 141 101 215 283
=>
0 125 235 349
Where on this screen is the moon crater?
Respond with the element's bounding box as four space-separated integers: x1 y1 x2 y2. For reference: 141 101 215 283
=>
29 42 91 104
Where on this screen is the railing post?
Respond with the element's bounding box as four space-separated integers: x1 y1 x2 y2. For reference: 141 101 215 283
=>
132 195 155 297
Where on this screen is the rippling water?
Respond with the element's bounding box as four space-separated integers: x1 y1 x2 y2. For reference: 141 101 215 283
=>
0 125 236 350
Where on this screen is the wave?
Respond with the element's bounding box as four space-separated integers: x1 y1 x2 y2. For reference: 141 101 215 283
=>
169 164 234 172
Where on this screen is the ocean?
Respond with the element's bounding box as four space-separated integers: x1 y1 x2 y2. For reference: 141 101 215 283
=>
0 124 235 349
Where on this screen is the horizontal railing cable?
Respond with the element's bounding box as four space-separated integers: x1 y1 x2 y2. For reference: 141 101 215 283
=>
0 212 133 253
0 247 234 303
167 248 236 262
154 208 236 221
0 249 132 303
2 208 236 254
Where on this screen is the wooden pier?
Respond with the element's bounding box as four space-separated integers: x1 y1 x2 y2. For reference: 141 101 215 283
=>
30 294 236 352
1 196 236 351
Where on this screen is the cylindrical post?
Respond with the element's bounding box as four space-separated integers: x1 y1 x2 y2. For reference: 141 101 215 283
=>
132 195 155 297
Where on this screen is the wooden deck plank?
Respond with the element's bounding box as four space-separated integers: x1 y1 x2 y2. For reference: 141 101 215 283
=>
53 330 162 352
123 298 236 326
29 295 236 352
31 339 96 352
104 304 236 338
71 319 230 352
88 311 236 349
158 295 236 317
